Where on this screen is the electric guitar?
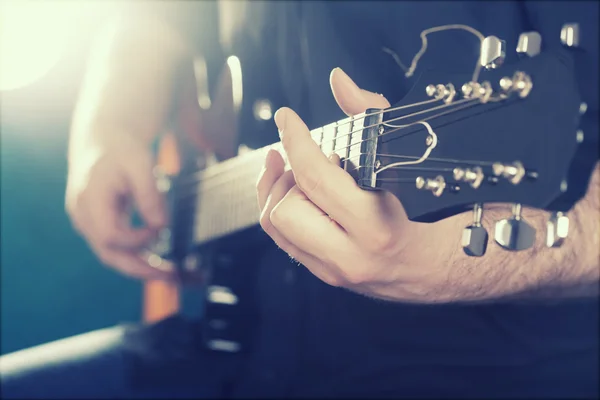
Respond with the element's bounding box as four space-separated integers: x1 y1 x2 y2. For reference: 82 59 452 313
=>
148 26 598 353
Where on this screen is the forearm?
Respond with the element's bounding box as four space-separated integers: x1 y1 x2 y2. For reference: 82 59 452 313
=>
71 10 194 147
410 164 600 303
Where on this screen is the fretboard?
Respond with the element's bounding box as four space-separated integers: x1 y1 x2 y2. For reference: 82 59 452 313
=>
186 113 366 245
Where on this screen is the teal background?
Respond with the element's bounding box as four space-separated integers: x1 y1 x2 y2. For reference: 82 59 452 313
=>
0 9 143 355
0 123 143 355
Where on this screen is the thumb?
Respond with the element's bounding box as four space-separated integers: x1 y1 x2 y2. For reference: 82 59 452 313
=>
330 68 391 116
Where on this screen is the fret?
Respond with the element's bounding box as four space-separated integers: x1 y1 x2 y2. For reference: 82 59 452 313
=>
311 127 324 150
321 122 337 156
348 113 365 169
336 116 353 170
189 113 373 247
332 121 339 155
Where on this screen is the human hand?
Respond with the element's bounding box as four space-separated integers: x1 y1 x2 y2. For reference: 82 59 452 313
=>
257 68 457 300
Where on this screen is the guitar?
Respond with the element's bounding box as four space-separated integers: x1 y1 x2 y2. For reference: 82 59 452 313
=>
148 26 598 352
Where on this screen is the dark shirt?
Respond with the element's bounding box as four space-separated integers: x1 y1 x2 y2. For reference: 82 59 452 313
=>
168 1 599 397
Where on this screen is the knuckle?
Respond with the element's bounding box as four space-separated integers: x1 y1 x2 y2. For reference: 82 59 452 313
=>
341 267 372 286
259 211 274 234
366 225 396 253
321 272 342 288
295 168 322 196
269 201 292 228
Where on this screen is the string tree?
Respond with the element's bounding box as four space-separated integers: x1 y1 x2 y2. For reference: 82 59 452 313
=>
546 211 569 248
480 35 506 70
462 203 488 257
494 204 536 251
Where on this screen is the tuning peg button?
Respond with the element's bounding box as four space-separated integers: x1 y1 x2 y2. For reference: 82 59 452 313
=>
480 36 506 69
546 212 569 247
516 32 542 57
494 204 536 251
462 204 488 257
561 23 580 47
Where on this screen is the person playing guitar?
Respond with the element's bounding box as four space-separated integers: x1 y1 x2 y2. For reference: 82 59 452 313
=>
1 1 598 398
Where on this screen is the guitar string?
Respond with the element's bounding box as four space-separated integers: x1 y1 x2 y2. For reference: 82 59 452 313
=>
173 96 483 187
171 96 457 185
172 100 497 200
161 23 489 238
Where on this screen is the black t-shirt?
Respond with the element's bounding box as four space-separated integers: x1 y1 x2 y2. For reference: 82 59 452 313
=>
166 1 599 397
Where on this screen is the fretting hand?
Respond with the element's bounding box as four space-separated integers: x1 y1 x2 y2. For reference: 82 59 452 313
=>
257 68 600 302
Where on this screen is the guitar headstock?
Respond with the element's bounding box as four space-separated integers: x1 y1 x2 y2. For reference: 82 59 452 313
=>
354 25 597 256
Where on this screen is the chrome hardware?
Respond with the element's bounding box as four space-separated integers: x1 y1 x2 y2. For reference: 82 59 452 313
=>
184 253 201 272
546 212 569 248
516 32 542 57
579 102 588 115
480 36 506 69
426 84 436 97
512 71 533 98
378 125 385 135
444 83 457 104
492 161 526 184
498 71 532 98
576 130 584 143
494 204 536 251
499 77 513 92
253 99 273 121
462 203 489 257
425 135 434 146
560 180 568 192
416 175 446 197
426 83 456 103
453 166 484 189
461 81 493 100
560 23 580 47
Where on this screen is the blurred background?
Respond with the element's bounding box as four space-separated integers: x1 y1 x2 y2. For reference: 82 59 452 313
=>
1 1 144 355
1 0 280 355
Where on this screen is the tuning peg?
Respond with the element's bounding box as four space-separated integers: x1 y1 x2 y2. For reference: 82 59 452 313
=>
492 161 526 184
494 204 536 251
546 212 569 248
416 176 446 197
462 203 488 257
453 166 484 189
560 23 580 47
516 32 542 57
480 36 506 70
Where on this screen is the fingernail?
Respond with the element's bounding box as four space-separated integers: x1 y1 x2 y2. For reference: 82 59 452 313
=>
274 108 286 135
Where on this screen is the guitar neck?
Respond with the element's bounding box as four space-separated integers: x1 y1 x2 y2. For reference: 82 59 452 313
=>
186 113 367 245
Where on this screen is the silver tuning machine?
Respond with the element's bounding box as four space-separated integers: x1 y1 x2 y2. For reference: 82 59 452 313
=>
480 36 506 69
492 161 526 184
560 23 580 48
494 204 536 251
546 211 569 248
462 203 488 257
516 31 542 57
453 166 484 189
416 176 446 197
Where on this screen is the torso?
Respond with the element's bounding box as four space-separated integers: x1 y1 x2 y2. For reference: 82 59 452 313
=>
230 1 599 397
